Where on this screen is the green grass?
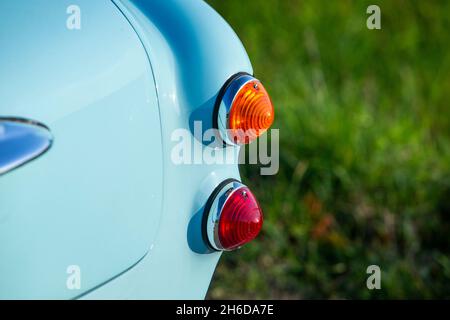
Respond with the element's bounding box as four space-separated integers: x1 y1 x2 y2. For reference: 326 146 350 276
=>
206 0 450 299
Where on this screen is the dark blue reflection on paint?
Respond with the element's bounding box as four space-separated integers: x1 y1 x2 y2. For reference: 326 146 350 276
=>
0 119 53 175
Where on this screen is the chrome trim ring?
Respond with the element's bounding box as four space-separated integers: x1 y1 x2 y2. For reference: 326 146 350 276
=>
216 74 256 146
205 180 246 251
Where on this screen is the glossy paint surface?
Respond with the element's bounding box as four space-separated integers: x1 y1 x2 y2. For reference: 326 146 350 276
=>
0 0 252 299
0 0 163 299
83 0 252 299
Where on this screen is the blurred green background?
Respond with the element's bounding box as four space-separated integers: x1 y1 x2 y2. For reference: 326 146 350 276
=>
206 0 450 299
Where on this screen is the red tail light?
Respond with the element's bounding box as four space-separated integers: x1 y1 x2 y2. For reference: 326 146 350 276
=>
214 73 275 145
204 180 263 251
218 186 263 250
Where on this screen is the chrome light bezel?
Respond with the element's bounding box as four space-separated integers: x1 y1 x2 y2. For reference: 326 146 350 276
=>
213 73 256 146
203 179 246 251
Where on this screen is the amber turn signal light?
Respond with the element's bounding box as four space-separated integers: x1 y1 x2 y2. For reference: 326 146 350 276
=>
214 73 274 145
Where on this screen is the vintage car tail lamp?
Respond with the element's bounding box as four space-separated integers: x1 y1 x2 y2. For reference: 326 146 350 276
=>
204 180 263 251
214 73 274 145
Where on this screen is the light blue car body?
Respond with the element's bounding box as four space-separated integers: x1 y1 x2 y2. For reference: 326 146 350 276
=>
0 0 252 299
